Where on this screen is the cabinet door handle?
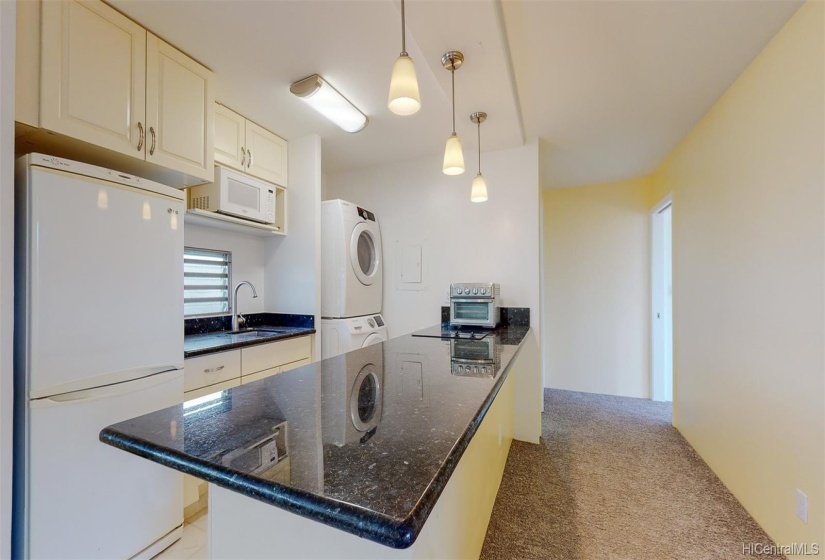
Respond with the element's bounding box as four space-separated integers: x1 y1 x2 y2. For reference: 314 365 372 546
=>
247 149 252 168
204 365 225 373
137 122 144 152
149 126 156 155
241 147 246 166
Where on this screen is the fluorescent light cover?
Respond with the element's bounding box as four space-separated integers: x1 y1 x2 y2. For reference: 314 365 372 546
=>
443 133 465 175
388 54 420 116
290 74 368 133
471 173 488 202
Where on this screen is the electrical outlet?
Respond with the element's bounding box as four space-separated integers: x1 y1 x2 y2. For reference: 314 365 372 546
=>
796 489 808 523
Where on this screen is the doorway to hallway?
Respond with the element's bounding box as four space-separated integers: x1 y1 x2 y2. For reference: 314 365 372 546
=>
651 195 673 402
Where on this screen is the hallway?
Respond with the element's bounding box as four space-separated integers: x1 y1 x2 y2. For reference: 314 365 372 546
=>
480 389 783 560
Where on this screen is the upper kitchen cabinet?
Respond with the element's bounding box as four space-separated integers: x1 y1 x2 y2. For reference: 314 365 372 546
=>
17 0 215 185
146 34 214 180
214 103 288 188
40 0 146 158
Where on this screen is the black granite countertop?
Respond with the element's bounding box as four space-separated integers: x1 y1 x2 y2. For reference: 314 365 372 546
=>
184 326 315 359
101 324 531 549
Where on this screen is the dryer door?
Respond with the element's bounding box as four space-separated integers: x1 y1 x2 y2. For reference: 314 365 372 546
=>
350 364 381 433
349 223 380 286
362 333 385 347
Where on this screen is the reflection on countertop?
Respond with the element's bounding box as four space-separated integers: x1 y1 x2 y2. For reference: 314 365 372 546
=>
101 324 531 549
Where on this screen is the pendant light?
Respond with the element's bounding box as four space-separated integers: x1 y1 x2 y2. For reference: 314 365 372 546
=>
470 111 488 203
441 51 465 176
388 0 420 116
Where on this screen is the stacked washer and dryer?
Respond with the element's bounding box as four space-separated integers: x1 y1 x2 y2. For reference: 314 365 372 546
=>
321 199 388 359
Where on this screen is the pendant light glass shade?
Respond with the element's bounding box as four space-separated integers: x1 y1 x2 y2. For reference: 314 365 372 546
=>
388 54 420 116
443 133 465 175
471 173 488 202
388 0 420 116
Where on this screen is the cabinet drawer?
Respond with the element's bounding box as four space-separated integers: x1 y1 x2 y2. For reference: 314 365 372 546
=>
183 377 240 401
241 367 280 386
241 336 311 375
281 357 311 374
184 350 241 393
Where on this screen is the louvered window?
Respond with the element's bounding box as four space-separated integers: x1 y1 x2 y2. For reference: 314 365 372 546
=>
184 247 231 317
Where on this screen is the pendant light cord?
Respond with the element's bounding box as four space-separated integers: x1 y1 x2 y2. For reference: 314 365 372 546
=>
451 65 456 134
477 120 481 174
400 0 407 56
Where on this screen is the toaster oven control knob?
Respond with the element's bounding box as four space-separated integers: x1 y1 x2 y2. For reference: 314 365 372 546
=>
480 287 486 295
472 288 478 295
464 288 471 295
481 367 488 374
473 366 480 374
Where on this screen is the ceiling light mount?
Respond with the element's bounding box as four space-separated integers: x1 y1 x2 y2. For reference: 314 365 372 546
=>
470 111 487 126
290 74 368 133
441 51 464 72
442 50 465 176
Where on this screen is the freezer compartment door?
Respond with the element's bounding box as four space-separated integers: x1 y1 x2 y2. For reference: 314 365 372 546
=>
26 369 184 559
25 166 184 398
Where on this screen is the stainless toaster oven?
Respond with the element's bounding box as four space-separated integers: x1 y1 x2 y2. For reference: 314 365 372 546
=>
449 283 500 328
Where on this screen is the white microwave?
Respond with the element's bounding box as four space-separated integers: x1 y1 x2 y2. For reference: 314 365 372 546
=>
189 165 275 224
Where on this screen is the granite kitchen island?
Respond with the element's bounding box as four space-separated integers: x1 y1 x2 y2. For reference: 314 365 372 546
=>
101 324 534 559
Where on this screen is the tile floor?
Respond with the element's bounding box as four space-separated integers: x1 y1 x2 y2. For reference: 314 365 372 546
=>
155 512 208 560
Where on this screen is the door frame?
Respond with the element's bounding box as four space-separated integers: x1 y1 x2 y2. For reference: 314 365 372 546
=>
650 193 673 402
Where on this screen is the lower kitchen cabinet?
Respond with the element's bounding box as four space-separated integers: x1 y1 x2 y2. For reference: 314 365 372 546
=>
182 334 312 515
184 350 241 393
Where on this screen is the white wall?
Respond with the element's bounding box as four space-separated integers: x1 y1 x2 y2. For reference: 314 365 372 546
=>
651 1 823 549
184 224 266 316
0 1 15 556
542 177 653 397
265 135 322 359
326 141 542 442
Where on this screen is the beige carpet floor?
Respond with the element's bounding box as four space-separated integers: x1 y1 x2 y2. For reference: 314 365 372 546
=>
479 389 783 560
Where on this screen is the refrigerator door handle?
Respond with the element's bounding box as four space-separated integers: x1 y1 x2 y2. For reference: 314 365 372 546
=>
31 369 183 408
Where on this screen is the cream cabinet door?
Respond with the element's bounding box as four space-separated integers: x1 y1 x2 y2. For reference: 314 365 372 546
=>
40 0 146 158
214 104 246 172
146 33 215 182
245 120 288 187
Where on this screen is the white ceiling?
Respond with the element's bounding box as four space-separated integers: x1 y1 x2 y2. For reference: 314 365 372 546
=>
501 0 804 189
109 0 802 188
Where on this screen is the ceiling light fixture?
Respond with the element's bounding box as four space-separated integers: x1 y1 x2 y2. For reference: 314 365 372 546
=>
470 111 488 203
442 51 465 175
388 0 420 116
290 74 368 133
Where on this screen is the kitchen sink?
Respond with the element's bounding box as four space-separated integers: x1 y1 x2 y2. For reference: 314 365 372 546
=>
228 328 290 341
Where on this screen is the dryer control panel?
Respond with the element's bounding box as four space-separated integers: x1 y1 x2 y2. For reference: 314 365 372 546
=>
357 206 376 222
344 314 386 335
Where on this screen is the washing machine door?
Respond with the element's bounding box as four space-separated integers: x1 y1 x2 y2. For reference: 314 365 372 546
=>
350 223 380 286
362 333 385 348
350 364 381 433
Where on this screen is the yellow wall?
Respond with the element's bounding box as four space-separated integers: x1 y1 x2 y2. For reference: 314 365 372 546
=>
651 1 823 551
542 177 654 397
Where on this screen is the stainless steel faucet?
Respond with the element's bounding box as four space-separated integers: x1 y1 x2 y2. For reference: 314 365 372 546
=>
232 281 258 331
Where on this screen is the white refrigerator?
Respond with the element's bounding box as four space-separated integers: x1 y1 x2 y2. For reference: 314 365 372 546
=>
14 154 185 559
